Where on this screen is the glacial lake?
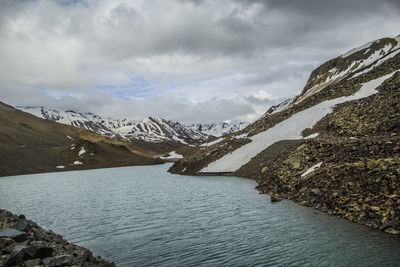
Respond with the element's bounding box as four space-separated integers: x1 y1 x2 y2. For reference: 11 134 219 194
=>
1 164 400 266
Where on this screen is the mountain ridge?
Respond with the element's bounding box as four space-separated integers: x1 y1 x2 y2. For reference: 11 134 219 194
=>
187 120 250 137
169 35 400 234
0 101 162 177
17 106 208 144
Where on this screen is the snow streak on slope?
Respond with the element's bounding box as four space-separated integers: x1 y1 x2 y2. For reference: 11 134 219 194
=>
16 107 207 143
295 38 400 105
351 49 400 79
200 72 397 173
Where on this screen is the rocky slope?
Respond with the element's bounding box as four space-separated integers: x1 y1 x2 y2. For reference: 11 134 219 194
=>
188 120 250 137
169 35 400 234
263 98 294 116
0 102 162 177
17 106 208 144
0 209 114 266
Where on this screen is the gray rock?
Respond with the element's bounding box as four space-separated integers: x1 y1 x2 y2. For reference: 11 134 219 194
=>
4 244 37 266
35 245 53 259
32 228 52 242
0 228 26 242
0 237 15 249
43 255 74 267
311 188 321 196
12 219 29 231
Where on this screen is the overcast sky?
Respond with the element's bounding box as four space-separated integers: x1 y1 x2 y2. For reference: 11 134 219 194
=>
0 0 399 123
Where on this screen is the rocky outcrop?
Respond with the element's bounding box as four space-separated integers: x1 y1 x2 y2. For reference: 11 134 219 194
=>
0 209 115 267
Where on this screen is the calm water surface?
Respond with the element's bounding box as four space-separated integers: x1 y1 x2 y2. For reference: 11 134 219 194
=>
0 164 399 266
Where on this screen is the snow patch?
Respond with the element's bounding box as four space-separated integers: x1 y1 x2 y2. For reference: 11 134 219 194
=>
352 49 400 79
160 151 183 160
66 135 73 140
304 133 319 139
301 162 323 177
78 147 86 156
233 133 248 139
73 161 83 165
200 72 396 173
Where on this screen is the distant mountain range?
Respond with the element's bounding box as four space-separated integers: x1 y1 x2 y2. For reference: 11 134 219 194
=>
187 121 250 137
0 102 162 177
17 106 208 144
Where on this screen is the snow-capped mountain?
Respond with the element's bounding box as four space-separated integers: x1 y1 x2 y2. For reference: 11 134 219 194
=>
16 106 208 143
188 121 250 137
169 35 400 234
172 35 400 173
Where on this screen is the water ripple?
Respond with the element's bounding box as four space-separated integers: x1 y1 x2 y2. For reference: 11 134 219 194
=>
1 164 400 267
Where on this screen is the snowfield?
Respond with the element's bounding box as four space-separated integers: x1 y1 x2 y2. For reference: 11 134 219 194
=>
200 71 397 173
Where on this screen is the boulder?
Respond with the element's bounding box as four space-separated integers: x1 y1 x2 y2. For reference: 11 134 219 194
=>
12 219 29 231
311 188 321 196
270 193 283 202
4 245 37 266
0 228 26 242
0 237 15 249
33 243 53 259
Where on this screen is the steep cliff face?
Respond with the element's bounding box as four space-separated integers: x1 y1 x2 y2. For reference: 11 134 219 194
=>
169 35 400 234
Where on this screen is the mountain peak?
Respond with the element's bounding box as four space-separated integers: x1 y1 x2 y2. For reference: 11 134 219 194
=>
294 35 400 105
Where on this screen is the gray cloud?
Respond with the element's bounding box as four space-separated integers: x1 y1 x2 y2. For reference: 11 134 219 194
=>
0 0 399 123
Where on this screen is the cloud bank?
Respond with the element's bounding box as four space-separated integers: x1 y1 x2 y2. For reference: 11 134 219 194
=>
0 0 399 123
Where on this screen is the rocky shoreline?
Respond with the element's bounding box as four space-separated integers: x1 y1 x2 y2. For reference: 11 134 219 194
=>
0 209 115 267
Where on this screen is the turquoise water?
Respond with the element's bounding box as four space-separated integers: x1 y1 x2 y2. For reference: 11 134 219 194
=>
0 164 399 266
